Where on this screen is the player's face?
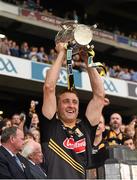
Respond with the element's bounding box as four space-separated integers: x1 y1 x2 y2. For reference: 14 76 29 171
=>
57 92 79 123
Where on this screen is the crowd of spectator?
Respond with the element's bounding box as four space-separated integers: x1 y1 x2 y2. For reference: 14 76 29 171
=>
108 65 137 82
0 38 137 178
0 98 48 178
1 0 47 12
0 35 137 82
0 100 41 142
2 0 137 41
0 37 56 64
0 99 137 178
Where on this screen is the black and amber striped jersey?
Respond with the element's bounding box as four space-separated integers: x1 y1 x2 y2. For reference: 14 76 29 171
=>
103 129 123 146
40 114 97 179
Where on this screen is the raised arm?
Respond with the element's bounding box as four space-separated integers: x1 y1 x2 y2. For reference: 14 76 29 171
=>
81 51 106 126
86 67 105 126
42 43 66 119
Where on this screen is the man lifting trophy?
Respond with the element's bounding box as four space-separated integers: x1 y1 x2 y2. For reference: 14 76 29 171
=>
55 21 106 90
42 21 107 179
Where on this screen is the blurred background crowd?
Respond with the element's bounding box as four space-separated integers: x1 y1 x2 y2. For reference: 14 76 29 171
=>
1 36 137 82
0 99 137 151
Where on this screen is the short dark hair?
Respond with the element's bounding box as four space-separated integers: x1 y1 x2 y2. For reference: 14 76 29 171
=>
1 126 18 143
56 88 79 104
122 135 133 144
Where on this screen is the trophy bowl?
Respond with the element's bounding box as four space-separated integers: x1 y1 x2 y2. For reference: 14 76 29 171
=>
74 24 93 46
55 21 95 54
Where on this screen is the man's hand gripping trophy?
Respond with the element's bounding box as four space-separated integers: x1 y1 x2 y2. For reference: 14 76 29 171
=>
55 21 107 90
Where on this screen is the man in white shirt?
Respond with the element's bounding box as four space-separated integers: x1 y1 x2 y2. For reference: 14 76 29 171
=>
22 139 47 179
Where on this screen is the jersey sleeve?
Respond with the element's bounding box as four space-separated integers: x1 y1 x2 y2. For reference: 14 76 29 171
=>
39 114 57 143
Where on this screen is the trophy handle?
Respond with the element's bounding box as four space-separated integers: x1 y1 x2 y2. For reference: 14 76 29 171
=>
60 20 78 30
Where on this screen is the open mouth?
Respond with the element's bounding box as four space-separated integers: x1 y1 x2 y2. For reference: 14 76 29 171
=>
66 109 75 114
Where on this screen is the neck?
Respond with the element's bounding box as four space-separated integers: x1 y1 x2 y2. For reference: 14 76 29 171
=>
93 134 103 146
112 128 120 134
62 120 76 129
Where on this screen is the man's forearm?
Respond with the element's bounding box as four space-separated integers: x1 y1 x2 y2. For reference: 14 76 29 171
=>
45 51 65 86
87 67 105 98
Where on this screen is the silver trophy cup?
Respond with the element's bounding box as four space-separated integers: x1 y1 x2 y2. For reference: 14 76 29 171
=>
55 21 96 54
